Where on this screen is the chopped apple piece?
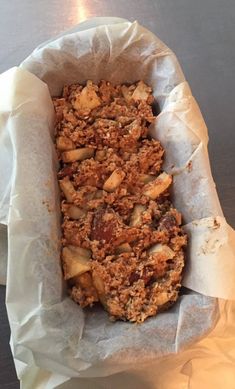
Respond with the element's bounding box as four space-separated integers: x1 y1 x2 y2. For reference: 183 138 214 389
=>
71 272 92 288
132 81 152 101
59 177 76 202
62 148 94 163
71 272 99 302
62 246 91 280
139 174 156 184
92 272 107 306
121 85 133 103
73 80 101 112
129 204 146 226
153 291 169 306
67 245 91 260
126 119 141 140
148 243 175 260
92 273 105 295
56 136 75 151
67 205 86 219
103 169 126 192
143 172 172 200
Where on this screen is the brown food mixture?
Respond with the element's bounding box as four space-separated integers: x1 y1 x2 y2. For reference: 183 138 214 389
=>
54 80 187 323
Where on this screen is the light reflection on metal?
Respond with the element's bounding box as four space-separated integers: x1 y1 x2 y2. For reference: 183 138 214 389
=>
75 0 90 23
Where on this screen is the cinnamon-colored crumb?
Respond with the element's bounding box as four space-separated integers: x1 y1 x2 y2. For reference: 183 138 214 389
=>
54 80 187 323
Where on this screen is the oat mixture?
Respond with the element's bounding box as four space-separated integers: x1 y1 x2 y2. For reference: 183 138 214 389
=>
53 80 187 323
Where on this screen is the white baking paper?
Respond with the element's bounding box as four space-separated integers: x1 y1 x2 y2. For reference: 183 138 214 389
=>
15 300 235 389
0 18 235 380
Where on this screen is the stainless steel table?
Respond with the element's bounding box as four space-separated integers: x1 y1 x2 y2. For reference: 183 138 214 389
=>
0 1 235 387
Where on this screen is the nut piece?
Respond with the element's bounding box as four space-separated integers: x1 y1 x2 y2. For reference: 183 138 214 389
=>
91 209 121 243
159 213 177 231
59 177 76 202
132 81 152 101
62 148 94 163
143 172 172 200
103 169 126 192
148 243 175 260
56 136 75 151
115 243 132 254
129 204 146 226
73 80 101 112
62 246 91 280
67 205 86 219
